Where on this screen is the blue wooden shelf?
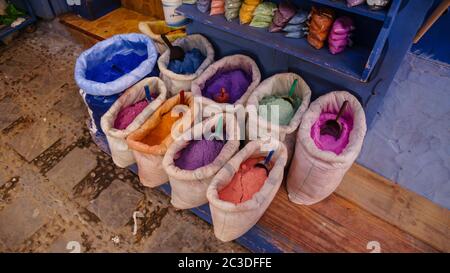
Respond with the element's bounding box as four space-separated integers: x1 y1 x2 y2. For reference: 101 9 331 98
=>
177 4 372 81
309 0 388 21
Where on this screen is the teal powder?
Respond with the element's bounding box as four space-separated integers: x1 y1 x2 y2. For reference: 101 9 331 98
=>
259 95 302 125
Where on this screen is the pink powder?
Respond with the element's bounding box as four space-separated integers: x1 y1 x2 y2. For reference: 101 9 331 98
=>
114 99 149 130
310 112 353 155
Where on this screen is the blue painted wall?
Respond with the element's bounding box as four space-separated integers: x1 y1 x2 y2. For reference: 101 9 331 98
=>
357 52 450 209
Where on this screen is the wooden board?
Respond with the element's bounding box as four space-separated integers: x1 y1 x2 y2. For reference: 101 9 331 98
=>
59 7 154 41
121 0 165 20
336 164 450 252
91 133 443 253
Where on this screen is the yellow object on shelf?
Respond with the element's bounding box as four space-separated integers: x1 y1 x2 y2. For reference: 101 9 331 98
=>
138 20 186 53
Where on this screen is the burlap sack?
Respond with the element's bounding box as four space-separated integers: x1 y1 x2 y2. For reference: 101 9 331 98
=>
100 77 167 168
138 20 186 54
158 34 214 95
246 72 311 162
163 113 240 209
287 91 367 205
191 54 261 106
126 92 196 187
207 140 287 242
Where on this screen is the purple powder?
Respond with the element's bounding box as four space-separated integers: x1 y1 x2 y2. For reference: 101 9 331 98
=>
202 69 251 103
174 139 225 170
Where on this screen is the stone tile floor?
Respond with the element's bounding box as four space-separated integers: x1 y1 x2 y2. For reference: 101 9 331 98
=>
0 21 246 253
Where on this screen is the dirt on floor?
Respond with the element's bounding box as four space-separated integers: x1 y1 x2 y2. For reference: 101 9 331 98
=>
0 21 247 253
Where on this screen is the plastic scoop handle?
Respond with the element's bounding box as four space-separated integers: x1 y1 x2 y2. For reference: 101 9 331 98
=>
288 79 298 98
144 85 152 102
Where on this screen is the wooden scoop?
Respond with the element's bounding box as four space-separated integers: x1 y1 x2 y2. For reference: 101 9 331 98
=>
179 90 185 105
320 100 348 140
213 87 230 103
254 150 274 176
282 79 298 107
161 33 185 61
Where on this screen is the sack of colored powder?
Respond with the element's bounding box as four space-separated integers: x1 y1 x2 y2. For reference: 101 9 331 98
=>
163 114 240 209
126 92 196 187
239 0 261 24
101 77 168 168
210 0 225 15
246 73 311 163
224 0 242 21
269 1 296 32
249 2 277 28
287 91 366 205
158 34 215 95
328 16 354 55
197 0 211 13
307 6 335 49
206 140 287 242
75 33 158 97
191 54 261 106
138 21 186 54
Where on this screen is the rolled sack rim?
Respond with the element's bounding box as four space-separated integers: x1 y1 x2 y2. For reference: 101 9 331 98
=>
101 77 169 139
157 34 215 81
191 54 262 106
163 115 241 181
75 33 158 96
246 72 312 136
299 90 367 164
206 139 288 213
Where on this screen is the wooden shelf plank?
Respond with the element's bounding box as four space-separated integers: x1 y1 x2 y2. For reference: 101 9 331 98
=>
177 4 370 81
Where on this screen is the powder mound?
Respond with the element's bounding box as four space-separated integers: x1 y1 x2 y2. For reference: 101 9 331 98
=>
310 112 353 155
142 111 181 146
86 52 147 83
168 48 205 75
202 69 251 103
114 99 149 130
175 139 226 170
219 157 268 204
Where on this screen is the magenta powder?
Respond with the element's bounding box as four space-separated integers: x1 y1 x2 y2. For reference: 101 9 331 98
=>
174 139 225 170
114 99 149 130
310 112 353 155
202 69 251 103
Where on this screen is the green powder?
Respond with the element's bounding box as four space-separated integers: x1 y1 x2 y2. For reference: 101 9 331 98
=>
259 95 302 125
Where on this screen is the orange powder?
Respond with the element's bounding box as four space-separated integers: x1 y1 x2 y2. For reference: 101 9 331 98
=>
218 157 268 204
142 110 182 146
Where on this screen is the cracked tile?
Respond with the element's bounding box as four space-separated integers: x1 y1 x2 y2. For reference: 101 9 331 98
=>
0 195 50 250
7 119 60 162
88 180 143 230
